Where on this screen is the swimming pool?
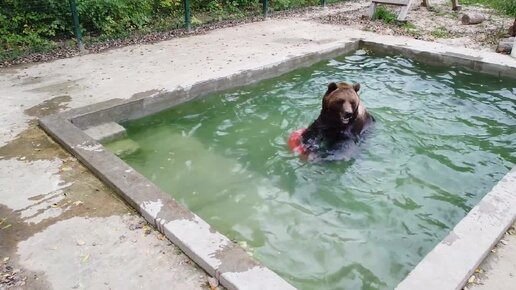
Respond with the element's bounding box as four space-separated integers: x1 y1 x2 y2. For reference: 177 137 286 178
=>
112 49 516 290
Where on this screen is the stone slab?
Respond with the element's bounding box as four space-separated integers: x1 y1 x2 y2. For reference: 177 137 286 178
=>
84 122 127 143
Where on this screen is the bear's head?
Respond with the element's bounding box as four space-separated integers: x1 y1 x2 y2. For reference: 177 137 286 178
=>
320 82 361 126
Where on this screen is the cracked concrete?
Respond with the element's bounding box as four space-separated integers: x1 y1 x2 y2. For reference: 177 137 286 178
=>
469 226 516 290
0 125 208 289
1 9 516 290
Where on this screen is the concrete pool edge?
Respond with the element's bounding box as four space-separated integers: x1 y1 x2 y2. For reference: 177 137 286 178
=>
39 115 297 290
38 38 516 290
395 168 516 290
39 40 363 290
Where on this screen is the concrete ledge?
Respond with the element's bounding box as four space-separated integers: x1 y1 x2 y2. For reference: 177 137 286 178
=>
38 38 516 290
39 115 296 290
361 40 516 78
84 122 127 143
66 41 359 129
396 168 516 290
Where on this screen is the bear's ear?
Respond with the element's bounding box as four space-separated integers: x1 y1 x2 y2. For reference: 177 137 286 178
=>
325 82 338 96
353 83 361 92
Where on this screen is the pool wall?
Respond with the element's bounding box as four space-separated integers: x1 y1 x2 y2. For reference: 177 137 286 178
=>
40 38 516 290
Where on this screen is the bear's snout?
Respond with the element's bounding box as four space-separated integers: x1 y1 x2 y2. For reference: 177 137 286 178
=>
342 111 354 118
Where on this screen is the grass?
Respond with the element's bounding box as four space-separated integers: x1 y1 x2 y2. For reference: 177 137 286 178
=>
460 0 498 6
483 25 512 45
431 26 450 38
461 0 516 17
402 22 422 37
372 5 397 24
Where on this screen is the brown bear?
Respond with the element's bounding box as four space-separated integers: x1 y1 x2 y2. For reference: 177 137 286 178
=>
300 81 374 161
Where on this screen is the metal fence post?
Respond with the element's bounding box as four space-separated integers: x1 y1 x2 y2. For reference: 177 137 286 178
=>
320 0 327 6
68 0 84 51
263 0 269 18
183 0 191 31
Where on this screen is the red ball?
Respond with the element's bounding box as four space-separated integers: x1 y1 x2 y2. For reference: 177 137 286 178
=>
288 128 307 155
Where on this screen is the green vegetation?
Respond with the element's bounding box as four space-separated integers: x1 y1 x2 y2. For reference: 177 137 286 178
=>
371 6 421 37
0 0 332 63
431 26 450 38
372 5 397 24
402 22 422 37
461 0 516 16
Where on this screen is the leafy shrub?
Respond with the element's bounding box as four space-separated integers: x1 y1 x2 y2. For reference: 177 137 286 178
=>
0 0 64 59
372 5 397 24
0 0 335 62
76 0 153 36
272 0 319 10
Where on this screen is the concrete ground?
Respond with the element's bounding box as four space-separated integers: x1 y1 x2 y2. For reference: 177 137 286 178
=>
468 226 516 290
0 6 515 290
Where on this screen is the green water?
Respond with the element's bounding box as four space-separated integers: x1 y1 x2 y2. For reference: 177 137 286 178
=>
117 50 516 290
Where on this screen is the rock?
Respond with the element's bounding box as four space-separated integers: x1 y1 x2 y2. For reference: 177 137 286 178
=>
496 37 514 54
461 13 485 25
468 274 476 284
208 277 219 290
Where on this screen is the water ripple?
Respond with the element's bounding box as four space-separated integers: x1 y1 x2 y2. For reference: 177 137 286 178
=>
121 50 516 290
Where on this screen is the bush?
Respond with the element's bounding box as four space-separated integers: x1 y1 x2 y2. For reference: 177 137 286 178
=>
272 0 319 10
0 0 64 59
0 0 335 62
372 5 397 24
76 0 153 36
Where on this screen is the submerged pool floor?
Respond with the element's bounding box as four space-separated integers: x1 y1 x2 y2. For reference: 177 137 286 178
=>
116 50 516 290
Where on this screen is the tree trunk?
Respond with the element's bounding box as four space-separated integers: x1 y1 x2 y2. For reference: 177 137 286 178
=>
461 13 485 25
509 18 516 37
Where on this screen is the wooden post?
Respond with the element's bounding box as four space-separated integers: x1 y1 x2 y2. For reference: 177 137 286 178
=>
421 0 461 10
366 0 412 22
451 0 461 11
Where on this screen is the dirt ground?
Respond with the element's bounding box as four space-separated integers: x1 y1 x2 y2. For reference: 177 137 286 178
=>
315 0 514 51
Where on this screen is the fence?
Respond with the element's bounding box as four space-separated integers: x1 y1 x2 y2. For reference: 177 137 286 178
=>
0 0 348 62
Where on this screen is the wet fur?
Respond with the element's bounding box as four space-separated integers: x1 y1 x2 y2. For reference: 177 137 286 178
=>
301 82 374 160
